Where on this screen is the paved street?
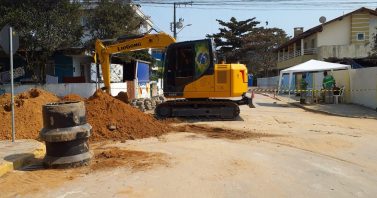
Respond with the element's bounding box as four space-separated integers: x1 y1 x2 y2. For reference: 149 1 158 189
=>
1 94 377 198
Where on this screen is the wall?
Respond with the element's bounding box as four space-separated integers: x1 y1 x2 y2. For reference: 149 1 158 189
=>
54 55 73 83
304 34 318 48
1 81 165 99
277 54 317 69
72 56 93 82
370 15 377 44
72 57 81 77
317 44 370 60
330 69 351 102
351 11 370 44
0 83 127 98
317 15 351 47
349 67 377 109
309 71 351 102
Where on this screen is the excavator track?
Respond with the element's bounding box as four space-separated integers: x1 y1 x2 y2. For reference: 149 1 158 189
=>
155 99 240 120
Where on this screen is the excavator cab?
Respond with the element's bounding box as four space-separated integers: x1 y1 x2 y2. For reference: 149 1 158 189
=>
163 39 216 97
156 38 253 119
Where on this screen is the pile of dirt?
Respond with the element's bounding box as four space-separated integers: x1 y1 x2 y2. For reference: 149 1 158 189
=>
0 89 60 140
0 88 172 141
174 124 278 140
61 94 85 101
86 90 172 142
91 147 168 171
114 91 129 103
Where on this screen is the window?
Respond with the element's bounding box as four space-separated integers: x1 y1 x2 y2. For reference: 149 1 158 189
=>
176 46 194 78
356 33 365 41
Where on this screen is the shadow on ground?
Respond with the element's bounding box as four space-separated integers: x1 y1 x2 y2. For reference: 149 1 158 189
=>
4 153 44 171
156 116 245 123
256 102 294 108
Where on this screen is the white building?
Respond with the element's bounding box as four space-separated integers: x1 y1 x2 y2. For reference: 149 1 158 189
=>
276 7 377 70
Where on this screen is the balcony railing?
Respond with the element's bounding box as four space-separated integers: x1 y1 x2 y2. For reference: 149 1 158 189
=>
278 48 317 62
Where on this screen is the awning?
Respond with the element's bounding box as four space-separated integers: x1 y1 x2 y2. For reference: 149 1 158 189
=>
281 59 350 74
278 59 351 95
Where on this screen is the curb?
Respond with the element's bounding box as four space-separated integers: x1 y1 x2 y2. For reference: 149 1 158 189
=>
290 102 377 120
0 143 45 177
257 93 281 101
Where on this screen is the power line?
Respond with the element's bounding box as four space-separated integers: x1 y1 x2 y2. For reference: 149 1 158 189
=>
132 0 377 39
134 0 376 3
133 0 377 9
140 5 363 11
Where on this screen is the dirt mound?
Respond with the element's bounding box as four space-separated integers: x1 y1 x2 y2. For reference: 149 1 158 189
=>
0 89 172 141
86 90 172 142
174 124 278 140
0 89 60 140
0 93 11 105
92 147 168 171
62 94 85 101
114 91 129 103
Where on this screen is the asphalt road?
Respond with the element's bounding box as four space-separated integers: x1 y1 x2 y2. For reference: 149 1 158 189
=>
1 94 377 198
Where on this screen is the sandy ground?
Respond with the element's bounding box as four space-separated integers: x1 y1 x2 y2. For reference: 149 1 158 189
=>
1 94 377 198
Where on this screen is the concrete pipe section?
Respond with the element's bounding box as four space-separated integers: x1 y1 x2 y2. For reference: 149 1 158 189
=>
40 101 92 168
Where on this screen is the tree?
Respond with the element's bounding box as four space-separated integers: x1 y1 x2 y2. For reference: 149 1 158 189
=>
0 0 83 81
85 0 154 66
85 0 140 41
207 17 289 77
207 17 260 63
370 30 377 57
245 27 289 77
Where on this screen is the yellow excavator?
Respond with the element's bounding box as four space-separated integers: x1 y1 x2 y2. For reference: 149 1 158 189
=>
95 32 253 119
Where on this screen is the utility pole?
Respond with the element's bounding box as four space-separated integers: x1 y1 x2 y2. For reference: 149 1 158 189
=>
9 26 15 142
173 2 176 39
172 1 192 39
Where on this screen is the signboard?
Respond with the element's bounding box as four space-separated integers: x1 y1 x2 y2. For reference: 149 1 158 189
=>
0 24 19 55
136 61 150 83
0 67 25 83
90 63 123 83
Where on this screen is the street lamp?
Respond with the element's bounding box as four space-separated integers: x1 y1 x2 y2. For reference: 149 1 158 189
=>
177 24 192 35
171 18 191 39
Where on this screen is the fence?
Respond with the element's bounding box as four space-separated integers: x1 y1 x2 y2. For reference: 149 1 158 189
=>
256 76 280 89
278 48 317 62
256 67 377 109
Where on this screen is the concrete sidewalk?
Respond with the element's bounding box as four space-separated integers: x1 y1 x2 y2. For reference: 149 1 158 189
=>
270 94 377 119
0 140 45 177
291 102 377 119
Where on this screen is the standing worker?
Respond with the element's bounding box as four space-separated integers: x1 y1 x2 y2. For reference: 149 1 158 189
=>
300 73 308 104
322 71 336 103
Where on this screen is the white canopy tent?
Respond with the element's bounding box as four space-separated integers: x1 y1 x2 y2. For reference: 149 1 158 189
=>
278 59 351 95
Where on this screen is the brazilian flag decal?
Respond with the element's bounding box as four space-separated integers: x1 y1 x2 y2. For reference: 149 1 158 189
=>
194 42 210 78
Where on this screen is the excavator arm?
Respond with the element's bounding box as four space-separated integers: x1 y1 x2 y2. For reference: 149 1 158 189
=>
94 32 175 93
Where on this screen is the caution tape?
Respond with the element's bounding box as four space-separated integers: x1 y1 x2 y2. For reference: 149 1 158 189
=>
350 89 377 92
250 88 377 93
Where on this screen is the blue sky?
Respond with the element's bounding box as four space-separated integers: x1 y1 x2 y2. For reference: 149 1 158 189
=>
137 0 377 41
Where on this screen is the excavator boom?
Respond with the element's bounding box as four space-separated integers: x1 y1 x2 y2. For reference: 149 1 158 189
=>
95 33 175 93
